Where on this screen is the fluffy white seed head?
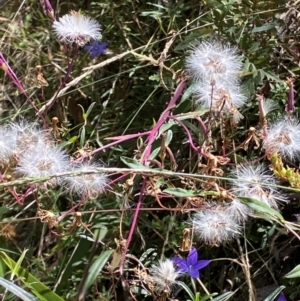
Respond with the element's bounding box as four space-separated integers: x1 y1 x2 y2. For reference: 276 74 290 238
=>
15 141 69 179
194 79 247 114
231 164 288 209
0 128 15 163
186 41 242 84
63 161 108 199
7 120 51 155
53 11 102 46
150 259 180 293
259 98 278 117
226 199 251 222
264 118 300 161
192 209 242 245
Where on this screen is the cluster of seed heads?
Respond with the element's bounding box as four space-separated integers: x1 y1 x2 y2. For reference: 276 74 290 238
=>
0 120 108 200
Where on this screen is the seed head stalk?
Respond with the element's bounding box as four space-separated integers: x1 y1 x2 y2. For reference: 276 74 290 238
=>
40 48 78 116
119 178 146 275
286 77 295 115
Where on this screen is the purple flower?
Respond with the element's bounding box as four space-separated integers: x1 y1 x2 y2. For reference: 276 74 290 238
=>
172 248 210 278
277 293 287 301
84 41 108 58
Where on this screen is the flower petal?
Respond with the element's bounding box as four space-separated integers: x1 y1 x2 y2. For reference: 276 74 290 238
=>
84 41 108 58
189 268 200 278
186 248 198 266
277 293 287 301
172 257 188 273
192 259 211 271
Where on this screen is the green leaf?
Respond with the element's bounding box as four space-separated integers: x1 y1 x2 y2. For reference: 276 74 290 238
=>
238 197 284 222
177 281 195 300
55 238 93 294
149 147 161 160
262 285 285 301
139 248 157 266
120 156 149 169
0 277 38 301
68 136 78 143
251 23 276 33
80 126 86 148
285 264 300 278
85 102 96 117
211 291 234 301
165 130 173 146
179 83 197 104
0 251 65 301
158 120 176 136
11 249 27 280
140 10 163 17
200 293 218 301
93 225 108 242
199 293 218 301
182 120 200 136
163 188 203 197
82 249 114 293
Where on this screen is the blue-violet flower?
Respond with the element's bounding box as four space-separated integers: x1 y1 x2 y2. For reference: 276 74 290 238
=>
84 41 108 58
172 248 210 278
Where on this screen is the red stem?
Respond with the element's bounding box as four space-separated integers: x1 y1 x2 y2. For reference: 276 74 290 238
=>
119 178 146 274
140 80 187 163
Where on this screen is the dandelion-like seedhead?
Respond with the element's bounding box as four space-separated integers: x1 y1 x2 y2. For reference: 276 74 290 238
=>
63 161 108 199
7 120 52 154
150 259 180 293
259 98 278 117
0 128 15 163
194 80 247 114
231 164 288 209
53 11 102 46
226 199 251 222
192 209 242 245
16 141 69 179
264 118 300 161
186 41 242 84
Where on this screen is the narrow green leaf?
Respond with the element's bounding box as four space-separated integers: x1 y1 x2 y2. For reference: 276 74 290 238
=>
200 293 218 301
177 281 195 300
179 82 197 104
238 197 284 222
158 120 176 136
251 23 276 33
0 251 65 301
80 127 86 148
0 277 38 301
68 136 78 143
55 239 93 294
285 264 300 278
139 248 157 264
11 249 27 280
93 225 108 242
85 102 96 117
120 156 149 169
262 285 285 301
163 188 202 197
82 249 113 293
211 291 234 301
149 147 160 160
165 130 173 145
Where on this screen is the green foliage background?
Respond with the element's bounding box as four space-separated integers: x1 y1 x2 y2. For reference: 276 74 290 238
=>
1 0 300 300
